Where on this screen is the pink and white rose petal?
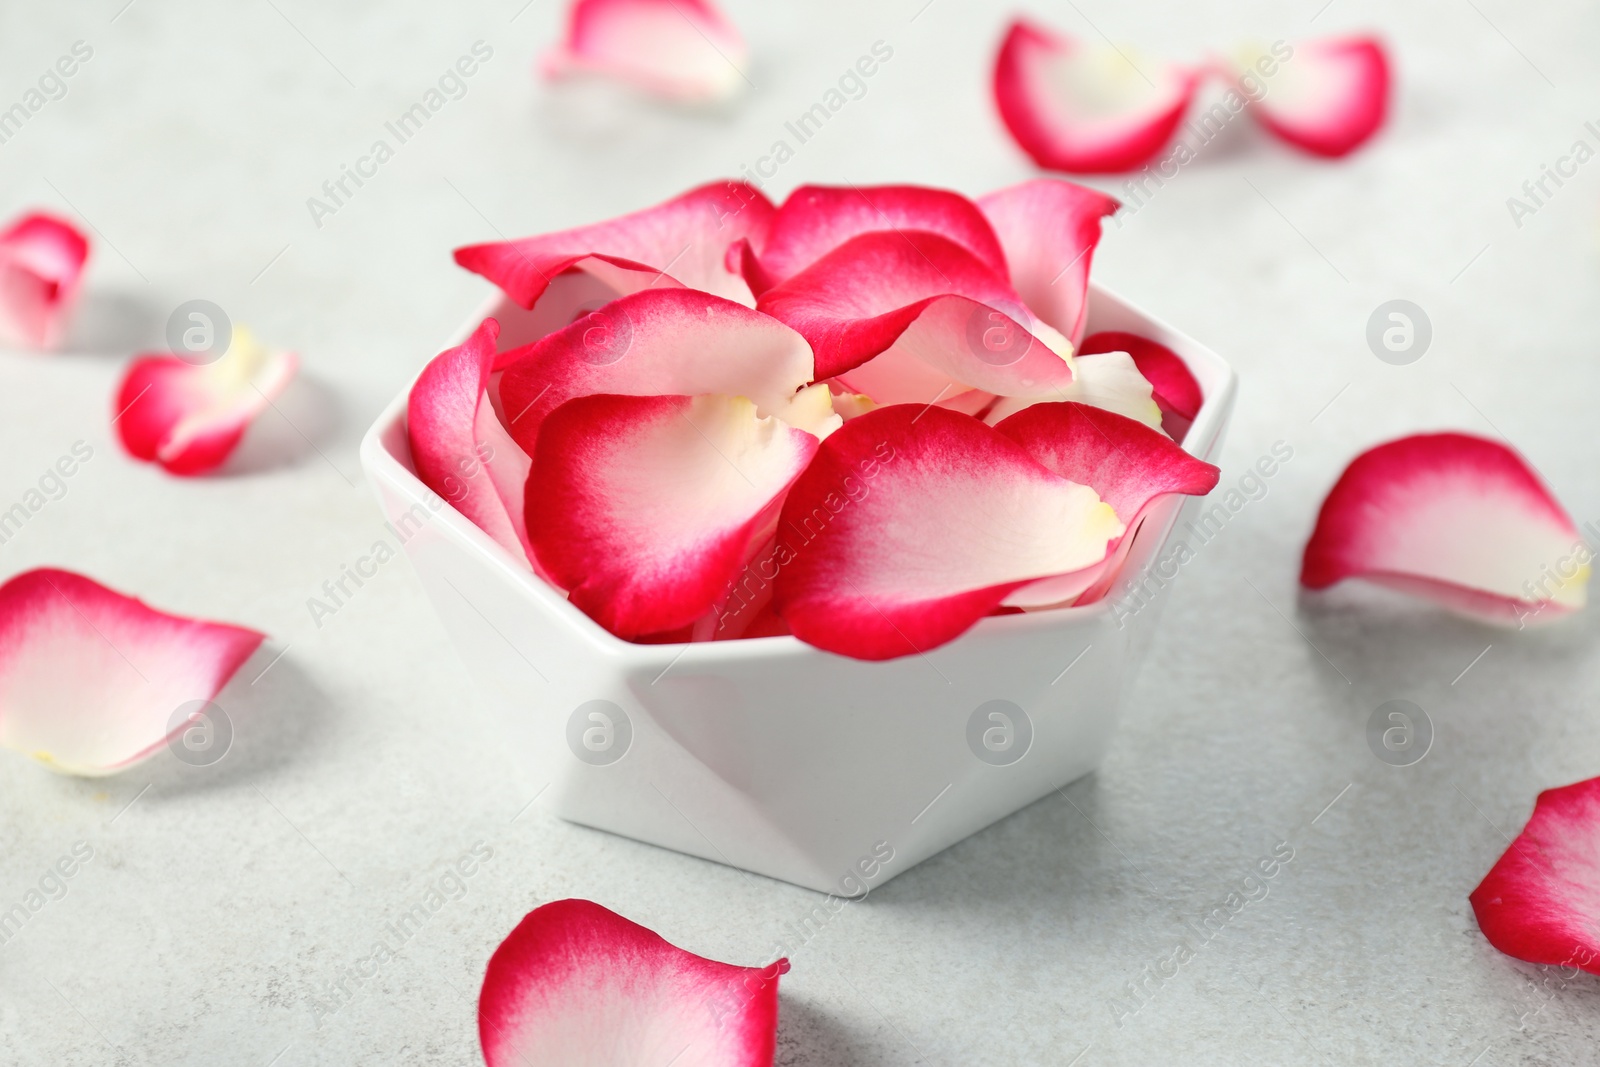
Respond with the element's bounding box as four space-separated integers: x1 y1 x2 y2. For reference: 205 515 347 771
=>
0 568 264 776
413 177 1225 660
479 899 786 1067
1471 776 1600 977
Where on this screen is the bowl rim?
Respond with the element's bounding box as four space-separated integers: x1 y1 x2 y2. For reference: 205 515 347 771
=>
359 282 1239 667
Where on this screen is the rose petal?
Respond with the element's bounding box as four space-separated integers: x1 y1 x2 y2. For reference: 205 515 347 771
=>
479 899 785 1067
114 327 297 476
1470 777 1600 977
527 393 821 639
542 0 749 103
1239 37 1390 158
983 350 1162 430
1300 433 1588 625
995 401 1219 522
1079 330 1202 441
756 230 1076 404
408 318 535 566
498 288 830 456
994 19 1200 174
454 180 774 310
993 401 1219 607
750 184 1009 290
771 405 1122 660
977 179 1118 347
0 211 90 350
0 568 264 776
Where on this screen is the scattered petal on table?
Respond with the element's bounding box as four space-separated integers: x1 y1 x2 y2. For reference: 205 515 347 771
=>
479 899 786 1067
1301 433 1588 625
542 0 750 104
1471 776 1600 977
0 211 90 351
114 327 297 477
993 19 1200 174
1236 36 1390 158
0 568 264 776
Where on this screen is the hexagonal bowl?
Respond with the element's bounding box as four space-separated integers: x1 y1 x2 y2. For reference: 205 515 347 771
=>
359 284 1236 895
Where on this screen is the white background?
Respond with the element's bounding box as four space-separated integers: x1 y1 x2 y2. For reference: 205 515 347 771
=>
2 0 1598 1063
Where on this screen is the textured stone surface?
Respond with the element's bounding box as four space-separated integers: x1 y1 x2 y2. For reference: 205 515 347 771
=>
1 0 1598 1063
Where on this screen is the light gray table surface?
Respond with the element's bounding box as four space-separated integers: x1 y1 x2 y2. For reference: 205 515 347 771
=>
2 0 1598 1063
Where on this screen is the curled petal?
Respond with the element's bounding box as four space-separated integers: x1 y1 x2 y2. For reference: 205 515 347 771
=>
756 231 1076 403
772 406 1122 660
994 401 1218 522
527 393 821 639
1238 37 1390 158
994 401 1218 607
498 288 828 455
984 350 1162 430
479 899 785 1067
994 20 1200 174
752 184 1009 289
454 180 774 310
1471 777 1600 976
1300 433 1588 624
1079 330 1203 439
542 0 749 103
114 328 297 476
408 318 534 566
0 211 90 350
977 180 1118 347
0 568 264 776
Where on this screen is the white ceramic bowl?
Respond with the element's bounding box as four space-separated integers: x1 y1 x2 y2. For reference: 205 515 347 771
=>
360 285 1236 894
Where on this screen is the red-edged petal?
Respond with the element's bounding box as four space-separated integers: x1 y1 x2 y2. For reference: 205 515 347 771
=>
454 181 774 310
542 0 748 103
480 899 785 1067
756 231 1076 403
1080 330 1203 439
114 328 297 476
993 19 1200 174
995 401 1218 522
1471 777 1600 976
0 568 264 776
1238 37 1390 158
994 401 1219 607
977 180 1117 347
527 393 821 639
1301 433 1588 624
0 211 90 350
983 350 1163 430
751 184 1009 290
498 288 830 455
772 406 1122 660
408 318 535 566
